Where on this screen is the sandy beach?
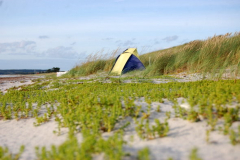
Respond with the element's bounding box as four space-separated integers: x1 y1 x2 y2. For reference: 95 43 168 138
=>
0 76 40 94
0 75 240 160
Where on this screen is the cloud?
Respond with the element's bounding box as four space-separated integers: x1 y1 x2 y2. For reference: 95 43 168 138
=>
122 40 136 46
0 1 3 7
115 39 137 46
115 40 121 43
154 38 160 45
102 38 114 41
40 46 79 58
70 42 76 45
8 52 29 56
162 35 179 42
0 40 81 59
39 36 49 39
0 41 36 53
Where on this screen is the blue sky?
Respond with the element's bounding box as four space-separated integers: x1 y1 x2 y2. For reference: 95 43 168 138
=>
0 0 240 71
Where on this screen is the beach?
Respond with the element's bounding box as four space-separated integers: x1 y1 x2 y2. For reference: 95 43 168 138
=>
0 76 41 94
0 75 240 160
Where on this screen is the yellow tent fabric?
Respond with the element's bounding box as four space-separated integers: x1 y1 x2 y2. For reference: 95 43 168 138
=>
123 48 139 58
110 48 140 75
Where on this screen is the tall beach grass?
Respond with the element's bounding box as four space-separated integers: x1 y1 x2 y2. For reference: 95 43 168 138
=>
140 32 240 77
67 32 240 78
67 49 120 77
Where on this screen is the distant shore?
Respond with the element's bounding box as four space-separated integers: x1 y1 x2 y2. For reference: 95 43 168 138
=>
0 69 48 75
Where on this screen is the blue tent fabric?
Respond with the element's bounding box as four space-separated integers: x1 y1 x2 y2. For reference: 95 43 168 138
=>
122 54 145 74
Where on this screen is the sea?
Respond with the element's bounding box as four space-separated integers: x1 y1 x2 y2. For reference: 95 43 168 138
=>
0 69 48 77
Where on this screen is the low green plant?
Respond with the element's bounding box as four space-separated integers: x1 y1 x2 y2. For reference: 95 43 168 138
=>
156 105 161 112
205 130 210 143
229 125 240 145
0 145 25 160
137 147 150 160
36 131 126 160
206 106 218 131
189 147 202 160
135 118 169 140
2 76 240 160
166 111 171 119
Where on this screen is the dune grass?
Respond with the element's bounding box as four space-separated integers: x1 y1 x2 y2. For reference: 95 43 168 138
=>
67 49 120 77
67 32 240 78
141 32 240 77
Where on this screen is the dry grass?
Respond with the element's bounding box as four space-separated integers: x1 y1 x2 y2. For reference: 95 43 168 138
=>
67 48 120 76
67 32 240 78
139 32 240 77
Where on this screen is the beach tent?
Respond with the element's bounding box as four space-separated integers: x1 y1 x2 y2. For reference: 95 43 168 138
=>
110 48 145 75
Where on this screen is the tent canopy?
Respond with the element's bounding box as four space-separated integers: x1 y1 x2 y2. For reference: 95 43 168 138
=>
110 48 145 75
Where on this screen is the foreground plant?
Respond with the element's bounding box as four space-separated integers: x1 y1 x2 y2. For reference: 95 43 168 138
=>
1 77 240 159
135 118 169 140
137 147 150 160
36 131 126 160
229 125 240 145
0 145 25 160
189 147 202 160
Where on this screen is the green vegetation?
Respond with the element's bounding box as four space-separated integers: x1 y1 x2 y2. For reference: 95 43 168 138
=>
141 33 240 77
67 49 119 77
35 131 125 160
46 67 60 73
135 118 169 140
1 76 240 159
137 147 150 160
67 32 240 77
0 145 24 160
189 147 202 160
229 125 240 145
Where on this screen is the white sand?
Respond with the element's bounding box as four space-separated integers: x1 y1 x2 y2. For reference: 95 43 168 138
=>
123 100 240 160
0 76 39 94
0 119 68 160
0 75 240 160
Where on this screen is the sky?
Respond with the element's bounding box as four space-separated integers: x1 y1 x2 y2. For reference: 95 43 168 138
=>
0 0 240 71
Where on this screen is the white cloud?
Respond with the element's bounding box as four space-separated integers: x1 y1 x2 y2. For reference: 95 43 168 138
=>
115 40 136 46
0 41 36 54
115 38 138 47
8 52 29 55
0 40 83 59
102 38 114 41
39 36 49 39
153 38 160 45
122 40 136 46
70 42 76 45
162 36 179 42
40 46 80 59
